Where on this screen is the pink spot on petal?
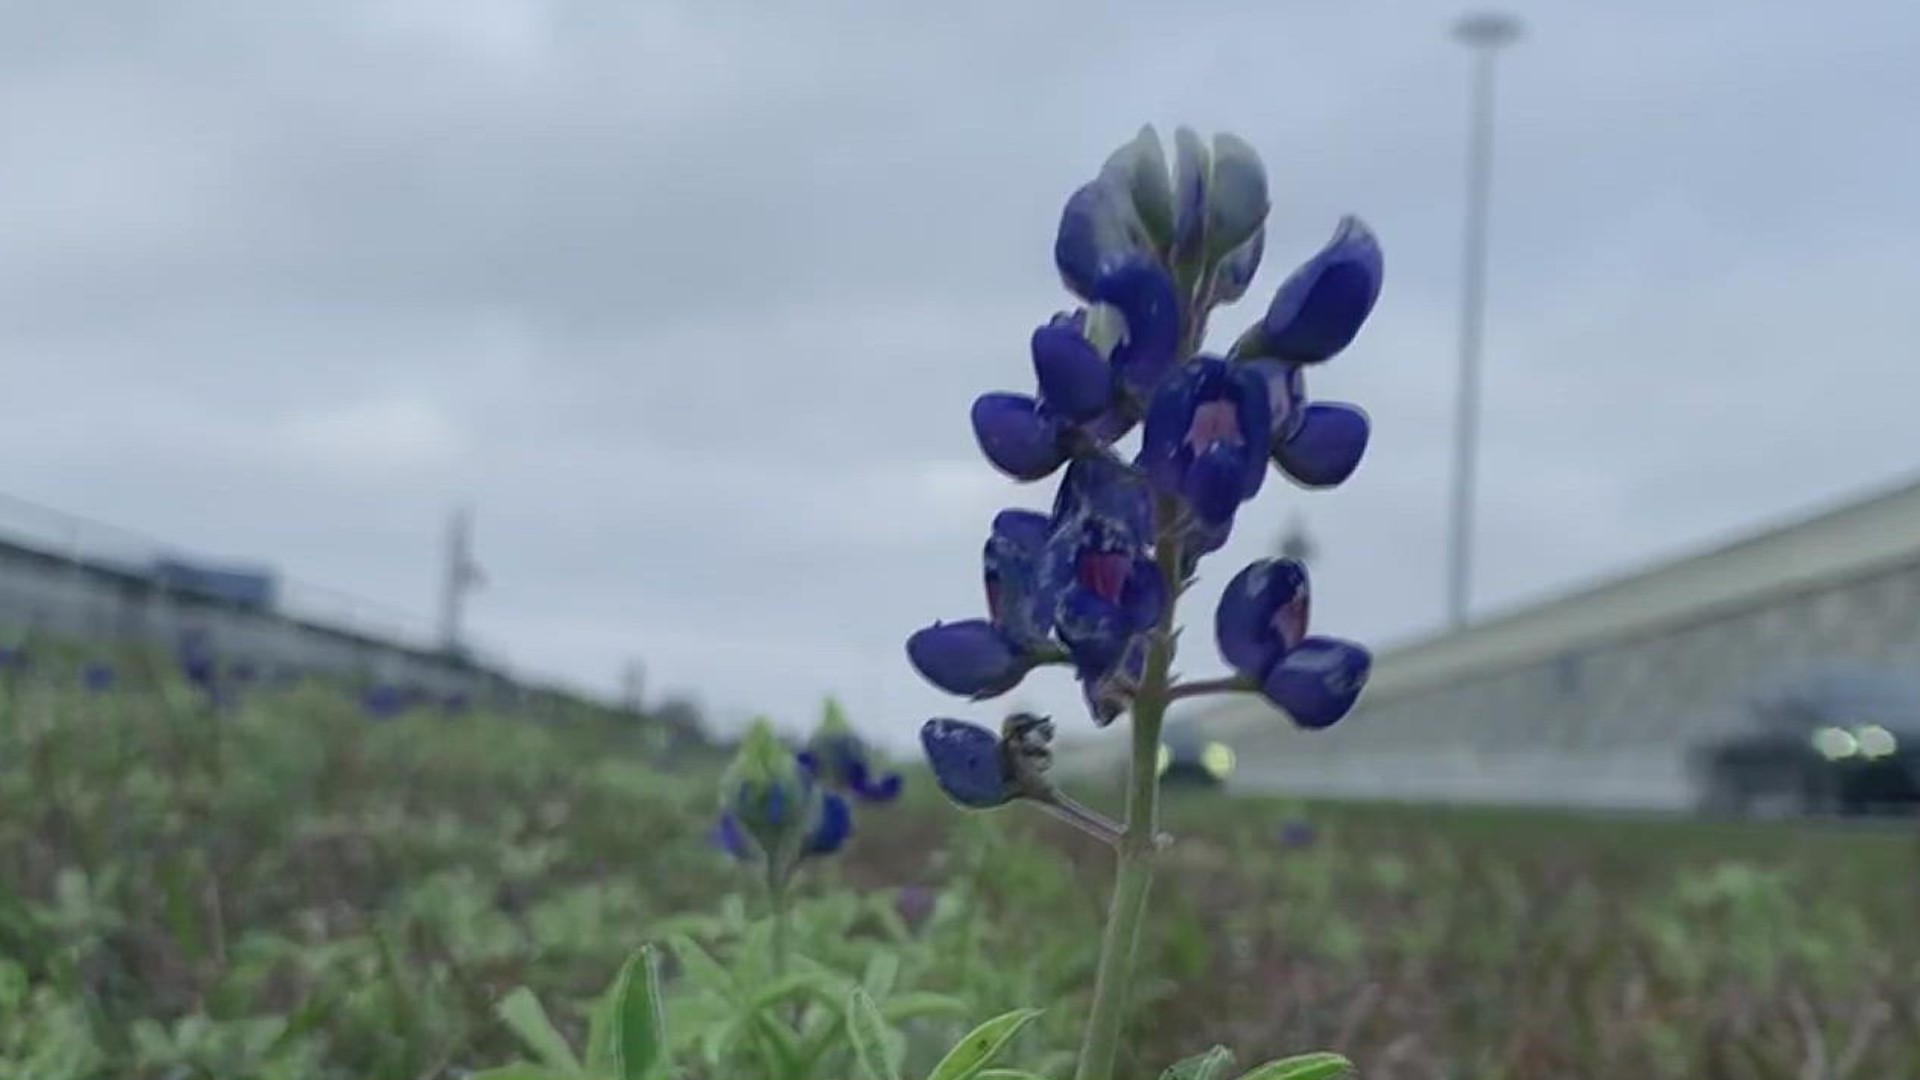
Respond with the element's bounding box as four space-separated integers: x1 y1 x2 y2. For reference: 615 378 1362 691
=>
1077 551 1131 604
1272 590 1309 650
1185 399 1244 452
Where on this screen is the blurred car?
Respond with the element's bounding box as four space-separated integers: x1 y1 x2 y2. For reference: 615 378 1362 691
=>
1692 670 1920 818
1155 728 1237 790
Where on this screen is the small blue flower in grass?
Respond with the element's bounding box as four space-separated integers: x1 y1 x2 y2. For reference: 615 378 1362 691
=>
0 646 26 672
1139 356 1272 526
81 662 115 692
362 684 408 720
715 720 852 873
1216 558 1371 728
800 697 903 803
176 630 216 691
1277 820 1317 850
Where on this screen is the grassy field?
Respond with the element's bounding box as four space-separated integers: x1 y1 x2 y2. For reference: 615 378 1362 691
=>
1 670 1916 1079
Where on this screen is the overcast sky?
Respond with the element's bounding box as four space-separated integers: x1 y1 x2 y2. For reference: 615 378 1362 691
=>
3 1 1917 751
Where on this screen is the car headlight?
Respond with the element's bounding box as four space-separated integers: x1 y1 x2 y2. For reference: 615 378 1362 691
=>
1811 726 1858 761
1201 742 1236 779
1156 744 1171 777
1856 725 1898 760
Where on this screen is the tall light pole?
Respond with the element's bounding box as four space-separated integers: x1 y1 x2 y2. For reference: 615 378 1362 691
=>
437 505 484 655
1445 11 1523 631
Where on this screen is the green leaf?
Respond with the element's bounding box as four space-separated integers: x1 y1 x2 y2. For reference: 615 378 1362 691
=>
667 934 738 999
1234 1052 1354 1080
750 1012 804 1078
978 1071 1055 1080
926 1008 1044 1080
846 987 899 1080
496 987 583 1073
464 1068 583 1080
1161 1046 1236 1080
606 944 667 1080
750 971 851 1013
861 952 900 1000
879 991 972 1023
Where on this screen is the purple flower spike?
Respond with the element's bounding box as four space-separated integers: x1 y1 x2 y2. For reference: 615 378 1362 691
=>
1261 636 1372 729
907 620 1023 698
1259 216 1384 365
1031 320 1113 423
1139 357 1272 525
920 718 1012 809
1274 403 1371 489
1215 558 1311 682
971 392 1065 481
710 813 753 861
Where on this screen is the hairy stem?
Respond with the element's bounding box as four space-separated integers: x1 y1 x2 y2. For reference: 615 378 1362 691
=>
1166 674 1256 702
1074 494 1184 1080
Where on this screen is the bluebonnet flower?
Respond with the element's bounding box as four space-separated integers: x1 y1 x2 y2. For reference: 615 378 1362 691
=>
1239 216 1384 365
1246 359 1371 490
176 630 216 691
81 662 115 693
1215 558 1371 728
917 124 1381 757
894 884 938 929
0 645 26 673
714 720 851 872
1276 820 1317 850
1138 356 1272 526
907 509 1063 698
799 697 903 803
361 684 409 720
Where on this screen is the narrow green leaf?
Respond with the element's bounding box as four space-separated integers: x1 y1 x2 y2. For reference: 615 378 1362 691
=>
1161 1045 1235 1080
496 987 583 1073
861 952 900 1000
608 945 668 1080
750 1012 804 1078
750 971 850 1013
978 1071 1055 1080
846 987 899 1080
926 1008 1044 1080
1234 1052 1354 1080
667 934 738 999
464 1068 582 1080
879 991 972 1023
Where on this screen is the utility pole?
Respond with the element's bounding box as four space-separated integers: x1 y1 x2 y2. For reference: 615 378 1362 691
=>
621 658 647 711
1445 10 1524 631
437 505 484 656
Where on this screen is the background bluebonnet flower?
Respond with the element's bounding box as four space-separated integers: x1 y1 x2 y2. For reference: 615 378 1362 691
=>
800 696 903 803
81 662 115 692
1276 820 1317 850
893 884 938 929
715 720 851 871
361 684 409 720
1215 558 1371 728
176 629 216 691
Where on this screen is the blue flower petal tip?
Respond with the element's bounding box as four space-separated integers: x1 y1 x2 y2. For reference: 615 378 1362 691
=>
919 718 1011 809
1275 402 1370 489
1261 636 1372 730
1259 216 1384 364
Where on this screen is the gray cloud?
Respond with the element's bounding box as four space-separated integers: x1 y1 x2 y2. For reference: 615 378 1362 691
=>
3 0 1917 749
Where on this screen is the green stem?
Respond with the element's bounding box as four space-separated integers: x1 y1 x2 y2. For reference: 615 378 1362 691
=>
1073 494 1184 1080
768 871 791 979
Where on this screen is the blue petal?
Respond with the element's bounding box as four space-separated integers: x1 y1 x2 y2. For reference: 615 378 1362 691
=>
1213 230 1265 307
1229 363 1274 499
1119 553 1167 634
971 392 1065 481
1055 177 1154 301
847 758 905 803
795 749 821 780
1056 587 1131 678
1171 127 1210 266
1215 558 1310 680
984 510 1055 648
920 718 1011 809
1092 262 1181 398
1261 636 1371 730
1031 321 1113 422
907 620 1024 698
711 813 753 861
1137 362 1201 494
1204 133 1268 259
1186 444 1245 525
1260 216 1384 364
808 793 853 856
1244 359 1307 442
1273 403 1370 489
1049 457 1152 545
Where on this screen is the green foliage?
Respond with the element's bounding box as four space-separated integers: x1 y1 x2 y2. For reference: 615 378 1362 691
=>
0 676 1915 1079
